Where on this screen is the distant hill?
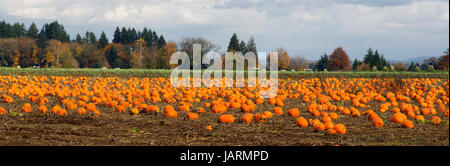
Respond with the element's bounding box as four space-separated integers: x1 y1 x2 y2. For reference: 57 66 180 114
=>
388 56 434 65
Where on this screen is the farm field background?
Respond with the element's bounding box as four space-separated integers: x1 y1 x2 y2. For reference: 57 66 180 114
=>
0 68 448 146
1 67 449 78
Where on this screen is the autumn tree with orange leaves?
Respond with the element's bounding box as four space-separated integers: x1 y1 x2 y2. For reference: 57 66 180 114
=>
277 48 290 70
329 47 350 71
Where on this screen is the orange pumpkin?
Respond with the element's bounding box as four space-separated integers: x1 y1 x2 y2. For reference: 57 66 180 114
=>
333 124 347 134
255 113 267 122
263 111 273 119
51 105 61 114
164 106 178 118
415 115 425 123
311 110 320 117
131 108 139 115
0 106 6 115
288 108 300 117
240 113 254 124
313 123 326 131
372 118 384 128
327 129 337 135
402 120 414 129
77 108 87 115
241 104 252 112
320 116 332 123
368 112 379 121
391 112 407 124
219 114 235 123
145 105 160 112
273 107 283 115
391 107 400 113
58 109 68 116
230 102 241 109
212 105 227 113
430 116 441 125
186 112 199 120
329 113 339 119
85 103 96 112
197 107 205 113
296 117 309 128
341 108 351 115
324 122 334 130
21 103 32 113
421 108 431 115
3 96 13 103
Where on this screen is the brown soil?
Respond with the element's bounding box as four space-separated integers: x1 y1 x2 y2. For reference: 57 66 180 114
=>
1 97 448 146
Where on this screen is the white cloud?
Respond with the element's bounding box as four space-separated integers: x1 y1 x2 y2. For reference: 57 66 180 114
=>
0 0 448 60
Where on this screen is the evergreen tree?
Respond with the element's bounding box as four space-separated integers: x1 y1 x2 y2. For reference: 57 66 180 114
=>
352 59 360 71
13 22 26 37
84 31 90 43
227 33 240 52
141 28 152 47
0 20 9 38
89 32 97 44
98 31 108 49
246 36 257 57
157 35 166 49
363 48 375 67
113 27 121 43
239 40 246 53
26 22 39 38
106 45 119 68
0 21 14 38
314 54 329 71
36 28 48 48
75 34 83 44
408 62 416 71
151 31 158 46
380 54 388 68
121 27 128 44
374 50 382 69
126 28 133 44
131 28 138 42
40 21 70 42
363 48 388 70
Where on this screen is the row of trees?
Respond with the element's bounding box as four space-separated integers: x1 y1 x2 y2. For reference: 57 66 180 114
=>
0 20 172 69
1 20 448 71
313 47 449 72
227 33 258 57
401 51 449 71
312 47 351 71
112 27 166 48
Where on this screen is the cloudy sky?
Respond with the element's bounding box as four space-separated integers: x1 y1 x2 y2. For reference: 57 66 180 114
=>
0 0 448 61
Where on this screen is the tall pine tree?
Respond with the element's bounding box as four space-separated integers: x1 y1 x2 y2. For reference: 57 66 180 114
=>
98 31 108 49
75 34 83 44
157 35 166 49
121 27 128 44
113 27 121 43
239 40 246 53
227 33 240 52
26 22 39 38
246 36 257 56
89 32 97 44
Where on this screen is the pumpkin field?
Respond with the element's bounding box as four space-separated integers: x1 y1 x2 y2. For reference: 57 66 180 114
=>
0 69 448 146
